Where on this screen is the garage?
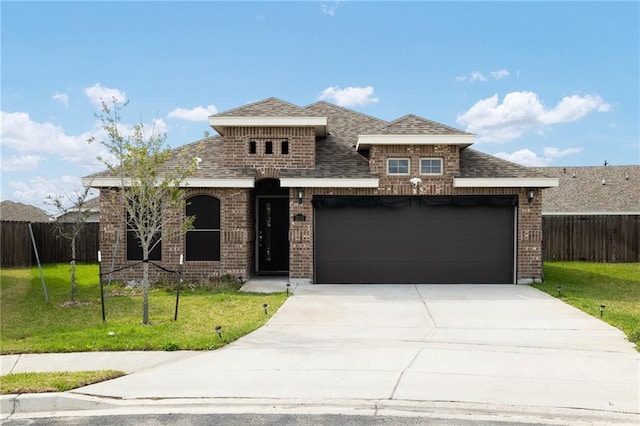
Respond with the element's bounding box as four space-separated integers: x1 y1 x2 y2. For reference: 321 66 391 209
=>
313 195 516 284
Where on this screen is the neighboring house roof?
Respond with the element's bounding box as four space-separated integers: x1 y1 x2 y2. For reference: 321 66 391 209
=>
531 165 640 214
86 97 551 186
54 197 100 221
0 200 51 222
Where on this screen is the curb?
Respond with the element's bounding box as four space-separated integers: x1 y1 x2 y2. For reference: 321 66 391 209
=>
2 393 639 425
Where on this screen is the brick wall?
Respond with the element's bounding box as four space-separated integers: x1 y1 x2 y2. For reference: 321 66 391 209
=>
370 144 459 195
223 126 315 169
99 187 254 285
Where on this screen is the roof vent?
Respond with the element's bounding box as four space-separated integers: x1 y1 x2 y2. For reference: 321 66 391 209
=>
625 173 629 180
602 179 606 185
572 172 576 178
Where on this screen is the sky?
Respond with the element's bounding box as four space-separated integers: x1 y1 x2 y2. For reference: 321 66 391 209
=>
1 1 639 213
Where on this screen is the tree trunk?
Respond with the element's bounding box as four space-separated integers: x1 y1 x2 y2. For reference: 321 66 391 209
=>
142 247 150 324
70 238 77 302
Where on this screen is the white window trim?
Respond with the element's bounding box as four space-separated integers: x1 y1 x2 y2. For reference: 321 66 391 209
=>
420 157 443 175
387 158 410 175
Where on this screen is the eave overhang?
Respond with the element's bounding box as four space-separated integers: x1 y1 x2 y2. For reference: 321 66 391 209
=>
209 116 327 137
356 134 474 150
85 177 256 188
454 177 560 188
279 178 380 188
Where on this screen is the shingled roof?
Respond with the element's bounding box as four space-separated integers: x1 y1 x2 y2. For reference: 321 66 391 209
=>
531 165 640 214
0 200 51 222
214 97 309 117
87 97 548 184
459 149 546 178
373 114 473 136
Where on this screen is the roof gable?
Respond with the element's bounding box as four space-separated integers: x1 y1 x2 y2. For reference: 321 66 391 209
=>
213 97 309 117
374 114 472 136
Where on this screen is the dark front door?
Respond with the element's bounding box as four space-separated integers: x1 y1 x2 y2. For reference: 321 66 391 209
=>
257 197 289 272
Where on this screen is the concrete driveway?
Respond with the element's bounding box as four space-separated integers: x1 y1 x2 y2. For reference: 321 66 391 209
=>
76 284 639 414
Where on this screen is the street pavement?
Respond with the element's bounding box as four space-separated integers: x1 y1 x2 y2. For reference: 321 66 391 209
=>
2 283 639 424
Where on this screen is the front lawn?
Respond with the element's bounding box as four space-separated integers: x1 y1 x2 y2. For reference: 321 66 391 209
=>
1 371 125 394
0 263 288 354
535 262 640 349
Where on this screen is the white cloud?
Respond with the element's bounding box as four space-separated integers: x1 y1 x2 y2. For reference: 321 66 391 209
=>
52 92 69 107
495 146 583 166
0 111 109 167
540 94 610 124
84 83 127 107
494 149 545 166
7 176 93 213
490 69 509 80
321 2 340 16
1 154 45 172
543 146 583 158
469 72 487 82
457 69 510 83
167 105 218 122
318 86 379 107
457 91 610 143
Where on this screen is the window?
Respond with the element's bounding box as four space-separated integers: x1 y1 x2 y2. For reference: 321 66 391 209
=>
281 140 289 155
185 195 221 261
249 140 257 154
420 158 443 175
387 158 410 175
126 211 161 261
265 141 273 154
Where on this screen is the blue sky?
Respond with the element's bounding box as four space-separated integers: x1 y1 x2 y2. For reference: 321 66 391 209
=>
2 1 638 212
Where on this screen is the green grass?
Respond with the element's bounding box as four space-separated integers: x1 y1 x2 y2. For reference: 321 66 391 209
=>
0 263 288 354
535 262 640 348
0 370 125 394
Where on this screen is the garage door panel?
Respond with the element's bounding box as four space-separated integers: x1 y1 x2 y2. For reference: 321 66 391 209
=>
315 196 515 284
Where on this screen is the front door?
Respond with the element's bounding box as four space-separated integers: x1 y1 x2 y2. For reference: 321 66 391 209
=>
257 197 289 273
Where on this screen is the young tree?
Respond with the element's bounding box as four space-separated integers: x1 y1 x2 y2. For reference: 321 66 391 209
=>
47 186 96 303
89 100 197 324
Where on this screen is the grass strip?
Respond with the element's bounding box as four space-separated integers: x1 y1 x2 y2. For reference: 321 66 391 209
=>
534 262 640 349
1 370 125 394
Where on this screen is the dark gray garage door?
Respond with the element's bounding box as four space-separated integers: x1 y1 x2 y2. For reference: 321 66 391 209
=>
314 196 516 284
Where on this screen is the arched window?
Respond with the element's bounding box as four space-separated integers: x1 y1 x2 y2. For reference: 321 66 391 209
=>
185 195 221 261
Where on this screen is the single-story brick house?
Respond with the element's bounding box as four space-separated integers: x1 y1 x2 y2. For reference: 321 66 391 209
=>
87 98 558 285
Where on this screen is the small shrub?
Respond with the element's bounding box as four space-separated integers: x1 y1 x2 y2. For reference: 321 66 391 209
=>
162 342 179 351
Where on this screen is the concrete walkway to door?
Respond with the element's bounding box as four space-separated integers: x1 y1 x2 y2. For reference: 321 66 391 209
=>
69 284 639 415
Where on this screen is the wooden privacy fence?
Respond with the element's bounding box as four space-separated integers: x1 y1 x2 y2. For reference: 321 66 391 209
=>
1 221 100 267
543 215 640 262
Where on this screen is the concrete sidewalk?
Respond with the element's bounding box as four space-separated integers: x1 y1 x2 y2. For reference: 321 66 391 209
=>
2 284 639 422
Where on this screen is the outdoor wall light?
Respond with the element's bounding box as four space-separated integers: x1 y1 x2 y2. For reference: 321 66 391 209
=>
527 189 535 204
297 187 305 204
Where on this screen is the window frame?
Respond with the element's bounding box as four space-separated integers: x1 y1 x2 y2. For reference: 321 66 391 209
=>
185 195 221 262
420 157 444 175
387 158 410 175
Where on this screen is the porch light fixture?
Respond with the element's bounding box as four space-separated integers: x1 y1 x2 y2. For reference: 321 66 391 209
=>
297 187 305 204
527 189 535 204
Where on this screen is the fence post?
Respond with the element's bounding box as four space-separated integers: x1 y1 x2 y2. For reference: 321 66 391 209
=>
28 222 49 303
